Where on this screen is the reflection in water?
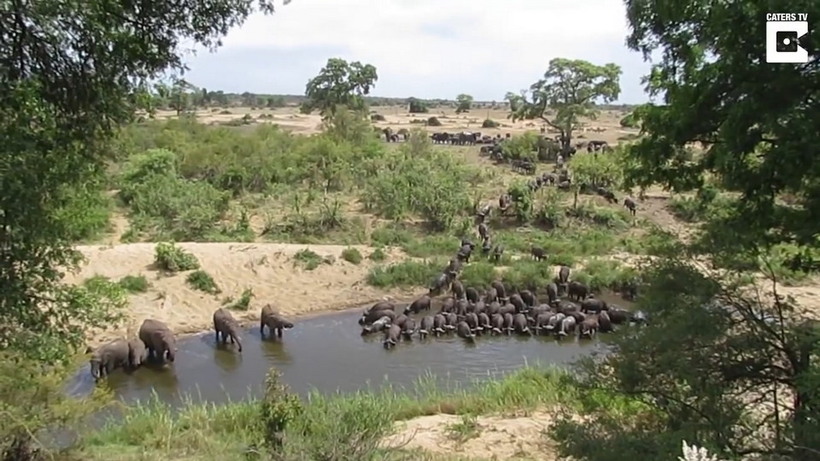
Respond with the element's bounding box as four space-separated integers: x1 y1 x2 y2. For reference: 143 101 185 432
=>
70 293 631 409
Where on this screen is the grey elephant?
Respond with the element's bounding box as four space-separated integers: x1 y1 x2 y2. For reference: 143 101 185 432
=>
127 338 147 367
89 339 130 380
213 308 243 352
260 304 294 339
138 319 176 364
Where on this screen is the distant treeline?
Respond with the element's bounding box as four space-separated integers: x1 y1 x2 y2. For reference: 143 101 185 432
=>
157 89 636 112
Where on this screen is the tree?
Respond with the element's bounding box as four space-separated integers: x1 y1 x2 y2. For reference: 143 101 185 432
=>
505 58 621 154
455 93 474 113
620 0 820 272
408 97 428 114
300 58 378 118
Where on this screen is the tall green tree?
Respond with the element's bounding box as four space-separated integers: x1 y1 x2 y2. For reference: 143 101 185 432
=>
300 58 378 118
455 93 474 113
0 0 286 365
506 58 621 154
621 0 820 270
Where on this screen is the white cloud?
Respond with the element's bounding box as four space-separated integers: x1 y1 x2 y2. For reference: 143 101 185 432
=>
183 0 655 103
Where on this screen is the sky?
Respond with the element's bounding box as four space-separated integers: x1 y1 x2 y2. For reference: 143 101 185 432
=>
181 0 655 104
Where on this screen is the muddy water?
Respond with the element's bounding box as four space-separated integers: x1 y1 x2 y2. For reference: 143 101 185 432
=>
68 294 630 408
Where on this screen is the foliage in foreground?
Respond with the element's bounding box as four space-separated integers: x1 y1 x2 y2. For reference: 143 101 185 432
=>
77 367 640 461
549 260 820 461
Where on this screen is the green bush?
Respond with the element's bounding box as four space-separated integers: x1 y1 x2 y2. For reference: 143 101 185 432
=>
366 260 442 288
368 247 387 262
501 131 540 161
293 248 332 270
186 270 220 294
117 275 150 293
53 178 113 242
426 116 442 127
481 119 499 128
153 242 200 272
341 247 363 264
224 287 254 311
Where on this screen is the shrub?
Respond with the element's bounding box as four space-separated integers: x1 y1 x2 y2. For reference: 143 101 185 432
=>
260 368 303 451
426 116 442 127
341 247 363 264
370 113 385 122
368 247 387 262
117 275 149 293
482 119 499 128
293 249 332 271
186 270 220 294
366 260 442 288
53 178 113 242
501 131 540 161
153 242 200 272
225 288 254 311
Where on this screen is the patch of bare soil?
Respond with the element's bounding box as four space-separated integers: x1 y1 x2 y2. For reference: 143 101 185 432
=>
66 242 415 347
383 411 562 461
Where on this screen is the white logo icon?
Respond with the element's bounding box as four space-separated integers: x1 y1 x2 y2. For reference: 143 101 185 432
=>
766 19 809 63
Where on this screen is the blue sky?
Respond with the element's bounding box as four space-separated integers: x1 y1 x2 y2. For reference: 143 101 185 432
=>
182 0 655 104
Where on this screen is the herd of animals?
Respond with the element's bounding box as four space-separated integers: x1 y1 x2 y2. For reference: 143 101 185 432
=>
88 304 294 380
88 129 639 379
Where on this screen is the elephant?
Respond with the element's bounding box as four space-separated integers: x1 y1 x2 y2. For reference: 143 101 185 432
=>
546 283 559 305
490 313 504 335
581 297 608 314
260 305 294 339
360 308 397 326
509 294 526 313
567 281 589 301
477 313 492 332
598 310 613 332
362 315 392 335
138 319 176 364
579 316 599 339
418 316 434 339
465 287 480 303
383 324 402 349
128 338 147 368
513 313 532 335
401 318 417 339
213 308 243 352
432 314 447 336
478 222 489 240
530 246 547 261
484 287 498 304
558 316 577 336
502 313 514 335
451 280 465 299
89 339 131 380
393 314 409 329
623 197 637 216
456 321 476 342
491 281 507 301
519 290 536 307
404 295 432 315
440 297 456 313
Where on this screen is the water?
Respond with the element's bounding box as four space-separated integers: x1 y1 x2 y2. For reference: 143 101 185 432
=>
68 293 631 407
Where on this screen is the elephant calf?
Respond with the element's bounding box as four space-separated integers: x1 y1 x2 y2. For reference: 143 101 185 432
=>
213 308 243 352
138 319 177 364
260 304 294 339
89 339 131 380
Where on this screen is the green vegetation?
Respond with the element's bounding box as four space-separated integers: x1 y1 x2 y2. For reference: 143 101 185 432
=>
223 288 255 311
75 367 645 461
153 242 200 272
341 247 364 264
117 275 150 293
186 270 220 294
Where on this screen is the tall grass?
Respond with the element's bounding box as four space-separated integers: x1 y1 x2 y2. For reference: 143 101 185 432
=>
76 367 639 460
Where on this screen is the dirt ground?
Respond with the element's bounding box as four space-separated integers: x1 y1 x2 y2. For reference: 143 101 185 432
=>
70 242 416 347
382 411 564 460
153 104 634 146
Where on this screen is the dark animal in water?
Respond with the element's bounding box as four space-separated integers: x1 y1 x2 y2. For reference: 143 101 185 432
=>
444 312 458 330
558 316 577 336
366 301 396 314
404 295 432 315
490 313 504 335
567 281 589 301
502 312 514 335
456 321 476 341
432 314 447 336
533 313 553 334
546 313 565 332
393 314 409 329
509 294 526 313
418 316 434 339
359 308 397 326
362 316 392 335
519 290 536 307
383 324 401 349
138 319 177 363
513 313 532 335
477 313 492 333
546 282 559 304
401 318 417 339
440 297 456 313
213 308 243 352
498 303 516 316
89 339 131 380
581 297 608 314
579 316 599 339
598 311 613 332
465 312 480 332
607 307 630 324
